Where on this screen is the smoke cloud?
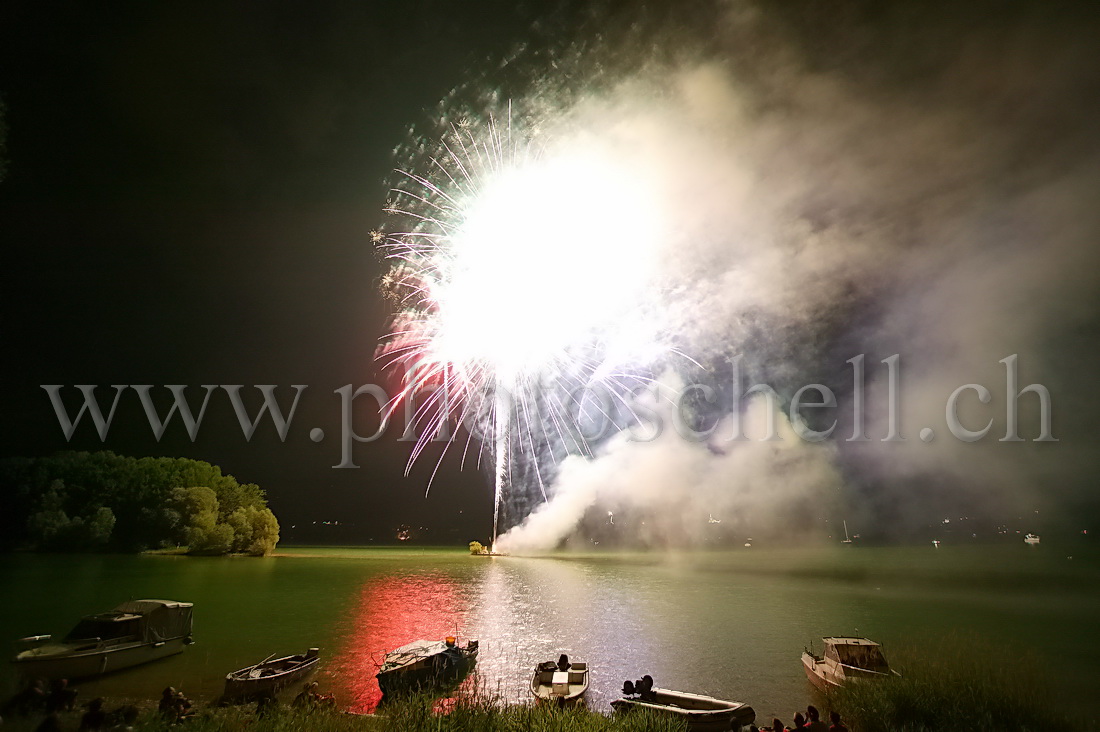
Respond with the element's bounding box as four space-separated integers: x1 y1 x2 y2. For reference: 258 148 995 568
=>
498 380 846 553
419 1 1100 550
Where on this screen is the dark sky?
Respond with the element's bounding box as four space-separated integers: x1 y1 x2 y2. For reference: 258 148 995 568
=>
0 0 583 543
2 0 1099 545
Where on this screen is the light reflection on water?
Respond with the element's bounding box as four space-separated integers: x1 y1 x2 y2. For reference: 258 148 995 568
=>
320 555 885 718
462 558 658 712
1 548 1098 722
328 572 469 712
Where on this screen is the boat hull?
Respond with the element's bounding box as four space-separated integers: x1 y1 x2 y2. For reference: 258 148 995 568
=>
802 639 898 692
801 652 841 693
531 662 589 707
612 688 755 732
223 653 321 702
376 644 477 698
13 638 187 681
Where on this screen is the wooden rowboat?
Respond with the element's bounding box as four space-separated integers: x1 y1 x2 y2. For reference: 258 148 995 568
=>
223 648 320 701
612 687 755 731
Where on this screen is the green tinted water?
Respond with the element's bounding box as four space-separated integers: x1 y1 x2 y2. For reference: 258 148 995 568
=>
1 545 1096 722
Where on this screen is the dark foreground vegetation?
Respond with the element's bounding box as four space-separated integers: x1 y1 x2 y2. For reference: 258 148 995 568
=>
0 451 279 555
0 654 1082 732
828 637 1078 732
0 695 687 732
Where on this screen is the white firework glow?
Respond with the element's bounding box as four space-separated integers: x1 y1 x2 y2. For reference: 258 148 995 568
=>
377 115 668 546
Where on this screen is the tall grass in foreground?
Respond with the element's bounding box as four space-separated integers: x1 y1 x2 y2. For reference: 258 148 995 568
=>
829 635 1077 732
372 693 687 732
0 696 688 732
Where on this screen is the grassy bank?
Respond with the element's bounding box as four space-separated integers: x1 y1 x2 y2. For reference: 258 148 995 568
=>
0 697 687 732
1 671 1079 732
827 636 1081 731
1 636 1081 731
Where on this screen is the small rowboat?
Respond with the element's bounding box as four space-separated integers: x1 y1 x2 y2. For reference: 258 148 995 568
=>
223 648 320 701
531 658 588 706
612 687 756 731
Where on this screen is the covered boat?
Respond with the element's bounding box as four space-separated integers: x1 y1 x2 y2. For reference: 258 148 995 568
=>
612 687 756 731
801 636 898 691
531 657 588 706
222 648 321 702
13 599 193 680
375 637 478 697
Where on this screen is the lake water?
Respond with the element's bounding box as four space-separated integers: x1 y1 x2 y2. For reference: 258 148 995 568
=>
1 545 1097 722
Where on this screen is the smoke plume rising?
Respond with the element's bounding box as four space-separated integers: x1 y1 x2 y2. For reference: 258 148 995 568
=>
403 1 1100 550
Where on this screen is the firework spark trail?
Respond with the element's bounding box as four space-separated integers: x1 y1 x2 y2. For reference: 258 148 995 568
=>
376 107 667 542
492 388 509 548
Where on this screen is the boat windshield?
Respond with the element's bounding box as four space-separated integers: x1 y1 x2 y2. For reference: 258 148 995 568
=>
64 617 141 642
832 644 888 670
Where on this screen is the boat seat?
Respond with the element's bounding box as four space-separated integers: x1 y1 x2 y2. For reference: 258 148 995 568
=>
568 671 585 683
551 671 570 696
569 662 586 670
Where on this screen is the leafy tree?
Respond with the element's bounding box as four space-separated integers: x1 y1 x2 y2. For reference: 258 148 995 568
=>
171 486 219 540
193 522 235 555
227 505 279 556
27 508 72 547
0 452 279 555
85 507 116 546
245 506 280 556
226 508 254 551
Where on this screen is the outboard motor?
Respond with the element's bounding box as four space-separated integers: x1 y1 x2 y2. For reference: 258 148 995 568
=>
622 680 636 696
640 675 655 701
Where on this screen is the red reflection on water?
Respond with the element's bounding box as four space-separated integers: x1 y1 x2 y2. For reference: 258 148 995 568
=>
329 573 468 713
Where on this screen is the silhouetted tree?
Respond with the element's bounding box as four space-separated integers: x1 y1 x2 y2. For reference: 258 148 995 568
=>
0 452 279 555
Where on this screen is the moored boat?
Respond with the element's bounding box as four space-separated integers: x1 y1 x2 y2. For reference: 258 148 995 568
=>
222 648 321 702
531 655 588 706
12 599 193 680
1024 533 1040 545
376 637 478 697
801 636 898 692
612 687 755 731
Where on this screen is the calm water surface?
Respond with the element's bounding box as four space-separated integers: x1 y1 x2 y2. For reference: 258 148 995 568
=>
1 545 1097 721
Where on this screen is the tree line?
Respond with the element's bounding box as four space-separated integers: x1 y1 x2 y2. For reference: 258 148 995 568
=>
0 451 280 555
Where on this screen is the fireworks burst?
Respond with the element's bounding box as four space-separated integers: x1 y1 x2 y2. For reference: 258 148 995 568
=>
376 109 667 547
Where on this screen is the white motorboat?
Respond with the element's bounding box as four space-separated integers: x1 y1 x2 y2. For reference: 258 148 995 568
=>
13 599 193 680
802 636 898 692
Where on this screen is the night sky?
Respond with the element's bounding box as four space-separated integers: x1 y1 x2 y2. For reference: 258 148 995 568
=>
2 0 1099 545
0 0 565 543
